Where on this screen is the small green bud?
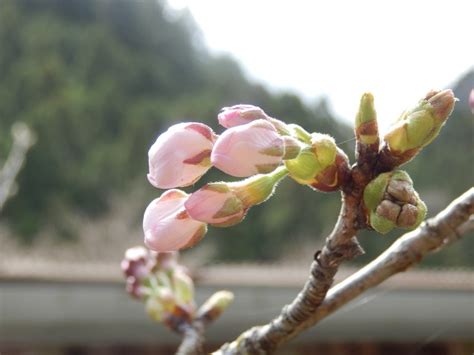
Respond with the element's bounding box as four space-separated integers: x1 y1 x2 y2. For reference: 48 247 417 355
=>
384 89 455 159
355 93 379 146
197 290 234 322
364 170 427 234
172 269 195 308
285 134 349 192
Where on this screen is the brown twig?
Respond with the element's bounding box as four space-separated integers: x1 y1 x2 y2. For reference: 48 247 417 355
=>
215 194 364 354
214 189 472 354
176 321 206 355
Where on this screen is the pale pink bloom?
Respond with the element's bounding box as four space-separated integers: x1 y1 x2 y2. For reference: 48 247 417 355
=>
184 183 246 227
143 189 207 252
147 122 216 189
218 104 268 128
211 119 284 177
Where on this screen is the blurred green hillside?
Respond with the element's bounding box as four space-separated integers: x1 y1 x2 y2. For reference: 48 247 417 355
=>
0 0 472 266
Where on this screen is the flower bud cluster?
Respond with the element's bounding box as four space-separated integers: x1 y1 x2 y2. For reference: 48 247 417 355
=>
363 170 427 234
121 247 234 329
121 247 195 325
143 104 351 252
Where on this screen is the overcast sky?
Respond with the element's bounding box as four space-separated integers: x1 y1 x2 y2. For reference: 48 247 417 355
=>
168 0 473 131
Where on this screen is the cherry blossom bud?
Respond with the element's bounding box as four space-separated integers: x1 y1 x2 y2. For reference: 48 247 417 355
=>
121 246 149 279
218 104 268 128
185 167 288 227
285 133 350 192
197 290 234 322
211 119 284 177
147 122 217 189
143 189 207 252
383 89 455 164
364 170 427 234
184 183 246 227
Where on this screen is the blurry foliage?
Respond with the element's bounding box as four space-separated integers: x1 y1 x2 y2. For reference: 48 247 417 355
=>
0 0 472 266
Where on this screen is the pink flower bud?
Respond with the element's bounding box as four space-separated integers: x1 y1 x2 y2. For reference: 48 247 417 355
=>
121 246 149 279
143 189 207 252
184 183 247 227
217 104 268 128
211 119 284 177
147 122 217 189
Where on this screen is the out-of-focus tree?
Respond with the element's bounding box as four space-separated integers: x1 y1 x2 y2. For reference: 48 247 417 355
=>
0 0 471 267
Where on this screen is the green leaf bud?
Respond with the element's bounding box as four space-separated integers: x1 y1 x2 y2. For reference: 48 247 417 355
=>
383 89 456 162
197 290 234 322
355 92 379 146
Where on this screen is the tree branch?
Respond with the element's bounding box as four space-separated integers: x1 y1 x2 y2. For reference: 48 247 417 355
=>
216 188 473 354
303 187 474 329
176 321 206 355
216 195 364 354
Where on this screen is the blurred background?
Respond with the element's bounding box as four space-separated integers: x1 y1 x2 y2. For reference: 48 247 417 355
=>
0 0 472 354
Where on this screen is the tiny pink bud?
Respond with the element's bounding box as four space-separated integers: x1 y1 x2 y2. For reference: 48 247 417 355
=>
143 189 207 252
217 104 268 128
211 119 284 177
147 122 216 189
121 246 149 279
184 183 246 227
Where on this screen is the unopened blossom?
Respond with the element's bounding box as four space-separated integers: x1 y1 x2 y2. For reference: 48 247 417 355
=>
211 119 284 177
184 182 246 227
147 122 216 189
121 246 149 279
218 104 268 128
185 167 288 227
143 189 207 252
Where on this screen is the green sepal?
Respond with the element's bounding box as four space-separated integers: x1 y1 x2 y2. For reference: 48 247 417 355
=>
370 210 395 234
212 197 244 219
285 147 321 182
412 198 427 230
363 172 390 211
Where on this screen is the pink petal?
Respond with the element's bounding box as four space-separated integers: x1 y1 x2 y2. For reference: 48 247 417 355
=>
148 123 215 189
211 119 284 177
185 185 244 225
143 190 207 252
